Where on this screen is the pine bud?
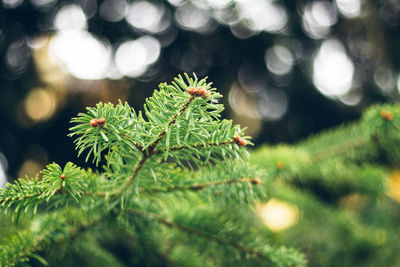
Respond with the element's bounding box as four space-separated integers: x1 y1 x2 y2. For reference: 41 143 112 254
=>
251 177 261 185
188 87 196 96
90 119 99 127
60 174 66 180
380 111 393 121
238 138 247 146
196 86 206 97
98 117 106 125
205 90 211 98
234 135 247 146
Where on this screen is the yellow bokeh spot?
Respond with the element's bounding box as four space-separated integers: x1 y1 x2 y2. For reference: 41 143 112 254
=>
24 88 57 122
386 169 400 202
32 35 68 86
17 159 43 178
257 198 299 232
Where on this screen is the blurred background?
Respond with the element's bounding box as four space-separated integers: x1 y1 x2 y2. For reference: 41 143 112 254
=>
0 0 399 184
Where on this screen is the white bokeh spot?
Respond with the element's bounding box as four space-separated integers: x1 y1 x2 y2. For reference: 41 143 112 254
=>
50 30 111 80
115 36 161 78
313 39 354 97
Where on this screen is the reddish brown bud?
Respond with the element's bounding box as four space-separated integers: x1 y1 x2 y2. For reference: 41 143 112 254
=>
196 86 207 96
234 135 247 146
251 177 261 185
187 87 196 96
233 135 241 142
60 174 66 180
90 119 99 127
380 111 393 121
98 117 106 125
238 138 247 146
205 90 211 98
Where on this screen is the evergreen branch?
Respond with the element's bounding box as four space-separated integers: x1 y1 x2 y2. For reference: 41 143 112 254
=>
3 233 41 267
309 135 368 162
148 96 195 154
129 208 267 260
141 177 261 194
1 209 104 267
107 132 235 158
299 106 400 162
122 231 186 267
1 182 118 205
4 74 305 266
127 154 147 187
0 190 60 206
0 185 108 209
87 94 198 197
125 96 195 188
0 163 89 211
154 139 236 155
105 127 234 158
69 101 141 166
102 128 144 151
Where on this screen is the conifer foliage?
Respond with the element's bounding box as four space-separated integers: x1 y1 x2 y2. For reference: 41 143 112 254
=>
0 74 306 266
250 104 400 267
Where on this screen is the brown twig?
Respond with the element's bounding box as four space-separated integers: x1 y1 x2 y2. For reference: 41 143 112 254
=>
130 209 267 260
309 136 367 162
141 177 261 194
5 210 104 267
147 96 195 155
152 139 236 156
124 96 195 187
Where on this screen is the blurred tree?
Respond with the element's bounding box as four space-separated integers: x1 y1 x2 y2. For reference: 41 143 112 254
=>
250 103 400 266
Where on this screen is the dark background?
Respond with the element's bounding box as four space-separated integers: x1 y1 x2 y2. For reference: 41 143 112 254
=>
0 0 399 181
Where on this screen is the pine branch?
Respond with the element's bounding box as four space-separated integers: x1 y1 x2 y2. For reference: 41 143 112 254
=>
309 135 368 162
154 139 236 155
2 74 312 266
103 125 237 161
298 105 400 162
118 95 196 192
102 128 144 151
0 162 90 212
141 177 261 194
129 208 268 260
147 95 195 155
0 190 61 206
119 230 185 267
1 209 104 267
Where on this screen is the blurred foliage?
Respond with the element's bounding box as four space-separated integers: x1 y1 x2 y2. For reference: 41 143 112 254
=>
251 104 400 266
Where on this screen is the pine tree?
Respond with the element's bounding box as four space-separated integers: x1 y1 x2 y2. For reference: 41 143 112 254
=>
0 74 305 267
1 74 399 267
